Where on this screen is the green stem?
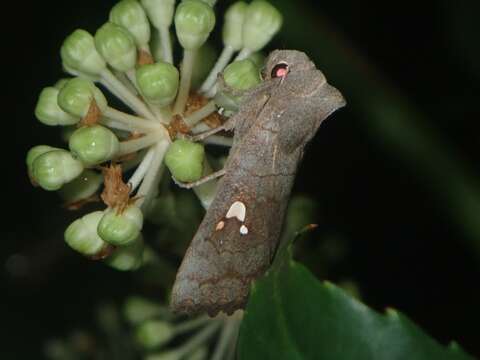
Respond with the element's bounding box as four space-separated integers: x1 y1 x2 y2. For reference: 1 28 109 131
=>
211 317 239 360
173 316 211 335
183 101 217 128
173 49 197 115
101 69 156 121
159 26 173 64
103 107 161 132
137 140 170 210
200 45 235 93
234 48 252 62
194 159 219 209
127 147 156 191
176 321 222 358
117 131 165 156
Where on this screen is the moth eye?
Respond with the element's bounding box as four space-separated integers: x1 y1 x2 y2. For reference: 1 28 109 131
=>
271 62 289 78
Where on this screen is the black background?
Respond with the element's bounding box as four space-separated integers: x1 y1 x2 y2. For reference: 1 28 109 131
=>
2 0 480 358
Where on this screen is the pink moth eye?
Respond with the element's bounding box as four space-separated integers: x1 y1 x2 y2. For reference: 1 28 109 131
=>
271 62 289 78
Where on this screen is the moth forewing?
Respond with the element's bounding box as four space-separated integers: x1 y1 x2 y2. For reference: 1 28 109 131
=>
171 50 346 316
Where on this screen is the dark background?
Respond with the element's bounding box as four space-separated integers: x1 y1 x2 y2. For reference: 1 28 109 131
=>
2 0 480 358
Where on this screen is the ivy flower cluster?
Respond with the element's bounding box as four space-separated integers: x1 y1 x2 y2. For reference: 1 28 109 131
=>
27 0 282 270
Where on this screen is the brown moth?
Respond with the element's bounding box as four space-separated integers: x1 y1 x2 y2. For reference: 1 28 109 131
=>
171 50 346 316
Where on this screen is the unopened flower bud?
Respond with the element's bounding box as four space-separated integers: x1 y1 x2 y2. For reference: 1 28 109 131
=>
59 169 103 203
35 87 79 126
109 0 151 48
95 22 137 72
136 62 179 106
165 140 205 182
124 296 169 325
98 205 144 246
105 235 144 271
222 2 247 51
248 52 266 68
199 0 216 6
186 347 208 360
223 59 261 91
135 320 175 349
57 78 108 118
145 351 181 360
69 125 120 166
54 79 70 90
32 150 84 191
61 29 106 76
65 211 109 256
214 59 261 111
243 0 282 52
26 145 57 178
141 0 175 29
174 0 216 50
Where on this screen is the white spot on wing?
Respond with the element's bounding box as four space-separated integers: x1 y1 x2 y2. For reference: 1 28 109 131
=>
240 225 249 235
226 201 246 222
216 221 225 231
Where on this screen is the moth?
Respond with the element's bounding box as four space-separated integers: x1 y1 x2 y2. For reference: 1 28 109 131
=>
171 50 346 316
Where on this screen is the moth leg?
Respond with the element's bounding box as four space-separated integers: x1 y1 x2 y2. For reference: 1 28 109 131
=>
172 169 226 189
201 135 233 147
179 116 237 142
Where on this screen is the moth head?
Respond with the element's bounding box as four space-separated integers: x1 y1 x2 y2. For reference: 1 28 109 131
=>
263 50 316 80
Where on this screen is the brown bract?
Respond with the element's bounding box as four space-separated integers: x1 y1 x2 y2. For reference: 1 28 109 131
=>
185 93 223 129
64 194 100 211
168 115 190 138
168 93 225 138
138 49 154 66
100 164 133 213
89 244 115 260
80 99 102 127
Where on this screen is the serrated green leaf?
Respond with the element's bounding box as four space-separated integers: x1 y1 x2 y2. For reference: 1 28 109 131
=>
238 239 473 360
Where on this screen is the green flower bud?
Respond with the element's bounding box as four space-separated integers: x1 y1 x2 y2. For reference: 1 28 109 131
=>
98 205 143 246
165 140 205 182
124 296 170 325
65 211 109 256
32 150 84 191
69 125 120 166
61 29 106 76
213 90 240 113
59 169 103 203
26 145 57 178
109 0 151 48
145 351 181 360
150 28 173 61
135 320 174 350
141 0 175 29
105 235 144 271
214 59 261 111
222 2 247 51
243 0 282 52
35 87 79 126
58 78 108 118
95 22 137 72
191 44 217 89
223 59 261 91
174 0 216 50
62 62 99 81
248 51 266 68
199 0 216 6
54 78 70 90
136 62 179 106
186 347 208 360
